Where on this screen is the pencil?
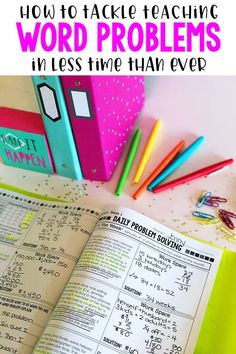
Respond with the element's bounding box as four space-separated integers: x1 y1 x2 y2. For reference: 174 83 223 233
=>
153 158 234 193
148 136 205 191
132 140 185 200
133 120 161 184
115 129 142 197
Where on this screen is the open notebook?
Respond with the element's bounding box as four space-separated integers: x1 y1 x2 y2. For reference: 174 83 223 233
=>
0 186 235 354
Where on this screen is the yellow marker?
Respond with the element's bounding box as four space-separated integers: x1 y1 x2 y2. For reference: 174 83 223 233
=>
133 120 161 184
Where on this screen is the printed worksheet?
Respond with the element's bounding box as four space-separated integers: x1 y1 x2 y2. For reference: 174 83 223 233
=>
34 206 222 354
0 189 100 354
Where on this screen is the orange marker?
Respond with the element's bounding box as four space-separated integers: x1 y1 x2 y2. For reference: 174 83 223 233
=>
132 140 185 200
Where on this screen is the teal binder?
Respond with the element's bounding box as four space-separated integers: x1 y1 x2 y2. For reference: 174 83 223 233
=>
32 76 83 180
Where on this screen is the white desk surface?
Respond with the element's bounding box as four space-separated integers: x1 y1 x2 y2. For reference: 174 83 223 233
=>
0 76 236 251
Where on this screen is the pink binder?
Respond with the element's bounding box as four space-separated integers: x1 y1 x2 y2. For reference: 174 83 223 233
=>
60 76 145 181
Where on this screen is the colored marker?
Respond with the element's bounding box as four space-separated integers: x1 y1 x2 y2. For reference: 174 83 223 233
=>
153 159 234 193
133 120 161 184
115 129 141 196
132 140 185 200
148 136 205 191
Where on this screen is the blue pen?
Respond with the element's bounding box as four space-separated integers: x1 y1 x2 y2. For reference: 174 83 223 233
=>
148 136 205 191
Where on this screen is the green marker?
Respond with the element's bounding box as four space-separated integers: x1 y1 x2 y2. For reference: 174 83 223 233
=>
115 129 142 197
